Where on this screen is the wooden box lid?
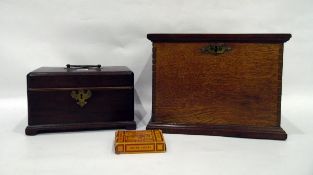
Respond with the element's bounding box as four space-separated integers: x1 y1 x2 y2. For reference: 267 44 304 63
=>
27 65 133 89
147 33 291 43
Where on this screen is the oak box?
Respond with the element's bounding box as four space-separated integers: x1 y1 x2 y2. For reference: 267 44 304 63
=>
146 34 291 140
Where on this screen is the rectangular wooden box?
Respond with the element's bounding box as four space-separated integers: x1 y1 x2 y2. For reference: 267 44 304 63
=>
146 34 291 140
25 65 136 135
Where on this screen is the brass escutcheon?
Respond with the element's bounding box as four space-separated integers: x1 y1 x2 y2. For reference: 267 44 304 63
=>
71 89 92 107
201 43 231 55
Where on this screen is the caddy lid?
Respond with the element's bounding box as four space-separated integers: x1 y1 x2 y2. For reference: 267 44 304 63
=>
27 65 133 89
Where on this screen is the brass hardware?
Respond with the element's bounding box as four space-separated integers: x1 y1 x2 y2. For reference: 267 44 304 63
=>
71 89 92 107
66 64 101 69
201 43 231 54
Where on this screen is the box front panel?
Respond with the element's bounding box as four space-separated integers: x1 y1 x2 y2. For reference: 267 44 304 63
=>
153 42 282 127
28 88 134 125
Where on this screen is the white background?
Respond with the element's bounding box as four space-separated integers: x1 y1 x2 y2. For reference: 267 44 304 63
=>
0 0 313 175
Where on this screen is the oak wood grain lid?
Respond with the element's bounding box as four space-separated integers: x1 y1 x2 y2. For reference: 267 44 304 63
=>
147 33 292 43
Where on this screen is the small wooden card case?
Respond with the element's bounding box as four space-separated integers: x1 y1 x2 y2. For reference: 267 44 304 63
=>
115 130 166 154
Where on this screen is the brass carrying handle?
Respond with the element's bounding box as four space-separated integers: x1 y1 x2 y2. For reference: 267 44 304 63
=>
66 64 101 69
201 43 231 54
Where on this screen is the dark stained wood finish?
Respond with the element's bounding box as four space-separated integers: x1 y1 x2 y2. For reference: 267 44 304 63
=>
26 66 136 135
26 121 136 136
28 66 133 88
147 34 291 140
147 34 291 43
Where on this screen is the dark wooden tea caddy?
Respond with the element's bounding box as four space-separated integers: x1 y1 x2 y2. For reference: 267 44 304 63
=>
146 34 291 140
25 64 136 135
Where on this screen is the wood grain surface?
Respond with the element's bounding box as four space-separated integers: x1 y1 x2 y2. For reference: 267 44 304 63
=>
147 34 291 140
153 42 283 127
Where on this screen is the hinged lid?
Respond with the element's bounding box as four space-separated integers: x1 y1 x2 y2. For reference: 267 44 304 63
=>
27 65 133 89
147 34 292 43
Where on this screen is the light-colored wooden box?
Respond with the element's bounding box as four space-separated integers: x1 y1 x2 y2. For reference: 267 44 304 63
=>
147 34 291 140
